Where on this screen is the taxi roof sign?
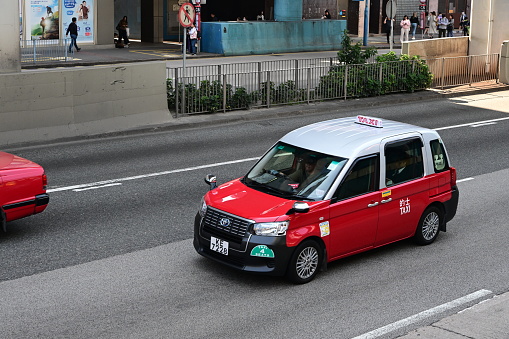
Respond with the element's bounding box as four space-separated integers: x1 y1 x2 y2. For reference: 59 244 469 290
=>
356 115 383 128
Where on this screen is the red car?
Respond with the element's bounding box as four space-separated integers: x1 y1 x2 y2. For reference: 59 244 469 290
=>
0 151 49 231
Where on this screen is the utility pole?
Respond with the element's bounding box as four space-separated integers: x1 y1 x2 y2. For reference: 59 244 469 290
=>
363 0 370 46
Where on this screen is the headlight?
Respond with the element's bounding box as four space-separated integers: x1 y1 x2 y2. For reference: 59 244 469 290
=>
253 221 289 236
199 198 207 217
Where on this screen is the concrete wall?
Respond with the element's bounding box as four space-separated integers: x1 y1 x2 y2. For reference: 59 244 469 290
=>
1 0 21 73
0 62 171 147
96 0 114 45
500 41 509 85
402 37 469 58
201 20 347 56
470 0 509 56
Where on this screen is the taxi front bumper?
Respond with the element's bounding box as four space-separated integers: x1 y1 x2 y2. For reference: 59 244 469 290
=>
193 213 294 276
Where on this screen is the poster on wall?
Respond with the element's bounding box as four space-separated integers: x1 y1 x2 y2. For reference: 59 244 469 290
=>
26 0 60 39
62 0 94 43
19 0 23 39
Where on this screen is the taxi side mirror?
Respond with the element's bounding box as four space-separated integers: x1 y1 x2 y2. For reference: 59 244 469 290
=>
287 202 310 215
204 174 218 190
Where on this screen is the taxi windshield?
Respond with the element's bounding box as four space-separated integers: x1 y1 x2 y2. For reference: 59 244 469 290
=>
243 142 348 201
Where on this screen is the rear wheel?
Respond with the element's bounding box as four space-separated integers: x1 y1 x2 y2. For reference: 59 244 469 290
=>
0 209 6 233
413 206 442 245
286 240 322 284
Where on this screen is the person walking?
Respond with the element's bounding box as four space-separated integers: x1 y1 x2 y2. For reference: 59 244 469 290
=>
189 23 198 55
65 17 80 53
400 15 411 43
446 14 454 37
461 16 470 36
427 11 438 38
438 13 449 38
383 16 395 44
410 12 419 40
116 16 129 47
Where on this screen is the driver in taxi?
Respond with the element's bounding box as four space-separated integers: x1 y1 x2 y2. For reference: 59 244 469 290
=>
289 156 323 187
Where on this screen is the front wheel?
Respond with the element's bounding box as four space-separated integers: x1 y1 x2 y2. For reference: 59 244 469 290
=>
413 206 442 245
286 240 322 284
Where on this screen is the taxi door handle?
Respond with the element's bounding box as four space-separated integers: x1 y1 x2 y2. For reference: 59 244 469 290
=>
367 202 379 208
381 198 392 204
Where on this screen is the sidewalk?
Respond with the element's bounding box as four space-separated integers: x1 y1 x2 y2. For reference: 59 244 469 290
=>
16 36 509 339
22 31 469 69
22 34 405 70
398 291 509 338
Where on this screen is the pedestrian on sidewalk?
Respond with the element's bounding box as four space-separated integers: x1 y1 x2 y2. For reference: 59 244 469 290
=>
66 17 81 53
322 10 331 19
427 11 438 38
438 13 449 38
447 14 454 37
383 16 395 44
189 23 198 55
461 16 470 36
410 12 419 40
400 15 411 43
116 16 130 47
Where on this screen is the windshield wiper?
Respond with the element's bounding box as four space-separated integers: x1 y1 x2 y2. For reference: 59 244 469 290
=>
282 193 314 201
244 179 286 195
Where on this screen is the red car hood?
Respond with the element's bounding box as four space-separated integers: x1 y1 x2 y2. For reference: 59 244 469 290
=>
205 179 301 222
0 152 40 170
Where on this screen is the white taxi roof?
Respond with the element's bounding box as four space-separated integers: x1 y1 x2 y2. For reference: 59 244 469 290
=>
280 116 436 159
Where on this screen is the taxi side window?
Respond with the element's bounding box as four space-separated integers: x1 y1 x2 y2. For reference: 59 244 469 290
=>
385 138 424 186
334 155 379 201
430 139 449 172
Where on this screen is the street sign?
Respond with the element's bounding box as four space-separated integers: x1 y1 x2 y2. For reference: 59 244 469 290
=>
419 5 426 10
386 0 397 18
178 3 195 27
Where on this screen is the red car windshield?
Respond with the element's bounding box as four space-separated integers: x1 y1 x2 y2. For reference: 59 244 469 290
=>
244 142 347 201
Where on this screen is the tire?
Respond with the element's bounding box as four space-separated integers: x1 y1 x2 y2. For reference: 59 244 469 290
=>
0 209 6 233
413 206 442 245
286 240 322 284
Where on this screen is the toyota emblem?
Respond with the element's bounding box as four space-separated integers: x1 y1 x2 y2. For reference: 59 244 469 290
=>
219 218 231 227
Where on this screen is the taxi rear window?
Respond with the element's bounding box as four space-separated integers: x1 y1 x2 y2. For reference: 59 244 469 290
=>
430 139 450 172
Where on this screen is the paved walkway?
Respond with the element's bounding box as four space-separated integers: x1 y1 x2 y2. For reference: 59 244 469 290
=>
18 34 509 339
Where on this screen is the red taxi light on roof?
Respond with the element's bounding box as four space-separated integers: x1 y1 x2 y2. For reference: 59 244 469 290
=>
356 115 383 128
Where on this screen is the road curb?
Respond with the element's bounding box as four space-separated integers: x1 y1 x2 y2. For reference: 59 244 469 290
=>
3 85 508 150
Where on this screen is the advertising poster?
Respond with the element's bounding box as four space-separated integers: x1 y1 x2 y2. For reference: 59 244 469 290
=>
62 0 94 43
20 0 23 39
26 0 60 39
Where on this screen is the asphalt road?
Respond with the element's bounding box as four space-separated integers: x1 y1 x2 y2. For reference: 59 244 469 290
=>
1 91 509 338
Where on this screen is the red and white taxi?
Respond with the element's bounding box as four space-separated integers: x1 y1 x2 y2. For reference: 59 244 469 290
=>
0 151 49 231
194 116 459 283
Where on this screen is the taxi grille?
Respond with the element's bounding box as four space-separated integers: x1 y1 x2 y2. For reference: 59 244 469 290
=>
202 207 252 243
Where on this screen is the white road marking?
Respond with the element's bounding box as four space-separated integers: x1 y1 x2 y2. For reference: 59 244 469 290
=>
351 289 493 339
457 177 474 183
470 122 497 128
46 157 259 193
47 116 507 194
434 116 509 131
73 183 122 192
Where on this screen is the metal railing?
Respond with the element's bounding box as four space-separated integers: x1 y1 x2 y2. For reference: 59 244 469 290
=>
424 54 500 89
169 59 431 115
167 53 500 115
20 39 74 64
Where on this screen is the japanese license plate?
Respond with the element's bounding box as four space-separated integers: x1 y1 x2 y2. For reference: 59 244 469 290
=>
210 236 228 255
